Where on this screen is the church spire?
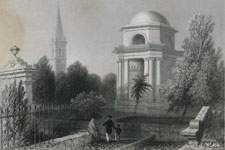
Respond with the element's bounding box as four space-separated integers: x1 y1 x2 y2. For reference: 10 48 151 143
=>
55 4 65 41
51 1 67 75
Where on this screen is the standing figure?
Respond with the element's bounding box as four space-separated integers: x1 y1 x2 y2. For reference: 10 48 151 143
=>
88 117 99 142
103 115 115 142
114 124 121 141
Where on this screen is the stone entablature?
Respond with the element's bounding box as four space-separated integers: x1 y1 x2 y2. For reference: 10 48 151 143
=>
0 57 36 106
115 43 165 52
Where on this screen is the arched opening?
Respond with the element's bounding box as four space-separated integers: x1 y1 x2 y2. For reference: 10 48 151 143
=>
132 34 146 45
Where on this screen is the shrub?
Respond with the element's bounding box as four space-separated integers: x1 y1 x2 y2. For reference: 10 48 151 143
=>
71 91 105 120
1 80 28 148
33 56 55 104
101 73 116 106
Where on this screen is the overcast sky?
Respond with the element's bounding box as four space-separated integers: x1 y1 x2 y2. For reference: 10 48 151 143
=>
0 0 224 77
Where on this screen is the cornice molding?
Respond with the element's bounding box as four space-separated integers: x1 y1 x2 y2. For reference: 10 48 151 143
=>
121 23 178 34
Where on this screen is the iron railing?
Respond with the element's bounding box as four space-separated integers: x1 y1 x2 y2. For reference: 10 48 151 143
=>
0 105 75 150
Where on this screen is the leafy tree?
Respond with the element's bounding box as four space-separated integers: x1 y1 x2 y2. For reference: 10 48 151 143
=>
87 73 101 94
33 56 55 104
163 13 224 120
67 61 88 98
1 80 28 148
55 72 70 105
131 75 152 115
71 91 105 120
101 73 116 106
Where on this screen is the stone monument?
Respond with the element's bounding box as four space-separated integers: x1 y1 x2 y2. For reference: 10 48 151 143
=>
0 46 36 106
114 11 183 115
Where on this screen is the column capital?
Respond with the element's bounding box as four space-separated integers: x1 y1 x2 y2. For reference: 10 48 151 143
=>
117 58 123 63
155 57 162 61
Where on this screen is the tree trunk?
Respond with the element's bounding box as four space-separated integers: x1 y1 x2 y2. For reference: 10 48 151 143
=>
133 98 139 116
133 105 138 116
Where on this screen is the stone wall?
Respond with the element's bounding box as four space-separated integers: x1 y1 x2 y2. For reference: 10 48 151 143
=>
20 132 92 150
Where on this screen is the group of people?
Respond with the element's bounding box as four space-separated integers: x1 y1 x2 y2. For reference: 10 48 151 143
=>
88 115 121 142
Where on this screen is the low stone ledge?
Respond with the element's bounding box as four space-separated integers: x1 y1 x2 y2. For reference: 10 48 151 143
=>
114 135 156 150
19 132 92 150
182 128 198 137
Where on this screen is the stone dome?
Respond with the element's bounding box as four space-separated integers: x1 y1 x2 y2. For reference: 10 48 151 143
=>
129 11 170 26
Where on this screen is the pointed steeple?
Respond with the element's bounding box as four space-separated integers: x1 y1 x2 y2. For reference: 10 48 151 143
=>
51 1 67 75
55 4 65 41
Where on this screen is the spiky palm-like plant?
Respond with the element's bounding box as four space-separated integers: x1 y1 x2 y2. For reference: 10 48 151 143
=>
131 75 152 116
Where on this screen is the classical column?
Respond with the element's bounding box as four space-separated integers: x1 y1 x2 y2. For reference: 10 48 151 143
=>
117 59 122 89
156 58 161 86
123 59 129 99
148 58 154 86
117 59 123 101
124 59 129 85
144 59 149 82
148 58 154 100
155 58 161 101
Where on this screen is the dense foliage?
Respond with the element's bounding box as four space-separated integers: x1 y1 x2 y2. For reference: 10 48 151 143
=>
67 61 103 102
33 56 55 104
33 59 103 105
67 61 89 98
55 72 70 104
71 91 105 120
1 80 28 148
87 74 101 94
101 73 116 106
163 13 224 118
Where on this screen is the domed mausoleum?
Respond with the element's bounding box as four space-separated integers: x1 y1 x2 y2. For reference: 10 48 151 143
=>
114 11 183 115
